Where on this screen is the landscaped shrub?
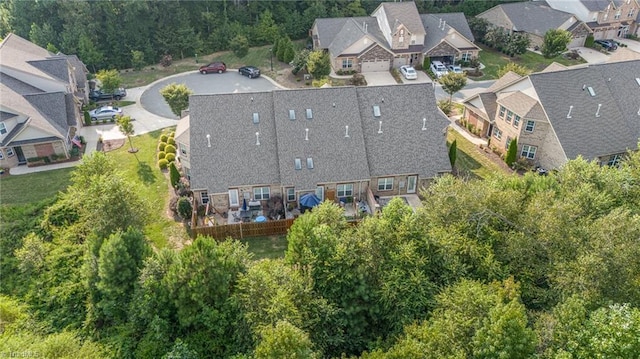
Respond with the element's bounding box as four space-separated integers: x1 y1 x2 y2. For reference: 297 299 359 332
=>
350 73 367 86
177 197 193 220
158 151 166 160
164 144 176 154
312 78 329 87
165 153 176 162
158 159 169 170
169 131 175 138
169 162 180 188
160 134 168 143
158 142 166 151
438 99 453 115
83 111 91 126
160 54 172 67
167 137 176 146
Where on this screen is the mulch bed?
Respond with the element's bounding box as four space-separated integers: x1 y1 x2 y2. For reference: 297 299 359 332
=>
99 139 125 152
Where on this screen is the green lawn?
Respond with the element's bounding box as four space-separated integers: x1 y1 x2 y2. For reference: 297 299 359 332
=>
474 43 586 80
104 128 189 248
240 235 289 260
447 129 511 180
0 167 74 206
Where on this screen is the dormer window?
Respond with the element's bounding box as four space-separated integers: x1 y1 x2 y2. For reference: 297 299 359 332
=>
0 122 6 135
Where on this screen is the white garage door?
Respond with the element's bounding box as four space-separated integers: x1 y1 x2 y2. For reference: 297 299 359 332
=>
567 36 586 49
361 59 390 72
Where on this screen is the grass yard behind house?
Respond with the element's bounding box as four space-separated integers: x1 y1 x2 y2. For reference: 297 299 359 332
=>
447 129 512 179
240 235 289 260
0 167 74 206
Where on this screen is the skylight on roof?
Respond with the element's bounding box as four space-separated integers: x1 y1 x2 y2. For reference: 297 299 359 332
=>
306 109 313 119
253 112 259 124
636 78 640 86
289 110 296 120
373 105 381 117
587 87 596 97
307 157 314 169
294 158 302 170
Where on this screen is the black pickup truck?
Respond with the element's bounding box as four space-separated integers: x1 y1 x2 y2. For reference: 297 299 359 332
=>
89 88 127 102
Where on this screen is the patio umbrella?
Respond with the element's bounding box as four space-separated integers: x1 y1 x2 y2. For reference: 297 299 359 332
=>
242 198 248 211
299 192 321 208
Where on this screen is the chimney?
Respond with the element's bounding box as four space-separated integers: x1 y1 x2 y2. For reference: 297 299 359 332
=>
206 134 211 147
255 132 260 146
422 117 427 130
345 125 350 137
378 121 383 134
595 104 602 117
567 105 573 119
305 128 309 141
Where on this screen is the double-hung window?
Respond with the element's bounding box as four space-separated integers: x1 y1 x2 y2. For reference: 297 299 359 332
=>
378 178 393 191
254 187 270 200
513 115 521 128
337 183 353 197
525 120 535 133
287 188 296 202
493 127 503 140
498 106 506 119
342 58 353 69
200 191 209 204
521 145 537 159
0 122 6 135
506 110 513 123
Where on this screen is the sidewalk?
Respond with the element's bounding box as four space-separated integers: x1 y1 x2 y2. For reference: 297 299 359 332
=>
448 114 487 146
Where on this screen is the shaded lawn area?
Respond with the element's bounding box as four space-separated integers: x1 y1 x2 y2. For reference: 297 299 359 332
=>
0 167 74 206
474 43 586 80
240 235 289 260
447 129 511 180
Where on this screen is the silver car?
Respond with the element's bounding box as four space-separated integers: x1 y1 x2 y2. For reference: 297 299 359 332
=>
89 106 123 121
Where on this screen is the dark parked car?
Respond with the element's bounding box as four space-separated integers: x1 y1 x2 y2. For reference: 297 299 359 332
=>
89 88 127 101
238 66 261 78
595 39 618 51
199 62 226 74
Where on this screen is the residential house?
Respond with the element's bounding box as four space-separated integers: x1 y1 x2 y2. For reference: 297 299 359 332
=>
546 0 640 38
461 60 640 169
477 1 593 49
311 1 479 73
0 33 89 168
180 84 451 213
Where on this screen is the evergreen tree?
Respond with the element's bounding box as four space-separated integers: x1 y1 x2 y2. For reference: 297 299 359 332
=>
505 137 518 167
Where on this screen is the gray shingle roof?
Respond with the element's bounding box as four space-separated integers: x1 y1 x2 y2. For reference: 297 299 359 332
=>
479 92 498 121
379 2 426 35
436 12 475 42
483 1 576 36
273 88 370 190
420 14 476 53
328 17 372 56
498 91 546 120
529 60 640 160
188 92 281 192
580 0 616 11
188 85 451 194
28 58 70 83
357 84 451 177
314 18 350 48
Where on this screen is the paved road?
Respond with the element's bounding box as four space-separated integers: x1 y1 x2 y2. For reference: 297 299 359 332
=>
435 79 495 102
141 71 282 118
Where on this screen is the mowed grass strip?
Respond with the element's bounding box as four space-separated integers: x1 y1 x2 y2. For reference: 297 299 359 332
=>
0 167 74 206
240 235 289 260
447 129 511 180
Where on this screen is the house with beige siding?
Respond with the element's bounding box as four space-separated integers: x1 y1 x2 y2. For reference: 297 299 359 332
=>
177 84 451 214
0 33 89 168
546 0 640 38
477 1 592 49
311 1 478 73
462 60 640 169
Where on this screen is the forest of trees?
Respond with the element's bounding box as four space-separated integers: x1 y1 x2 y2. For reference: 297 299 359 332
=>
3 148 640 357
0 0 512 71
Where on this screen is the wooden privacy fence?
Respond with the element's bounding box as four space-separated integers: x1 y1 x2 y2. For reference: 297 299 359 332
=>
192 218 296 240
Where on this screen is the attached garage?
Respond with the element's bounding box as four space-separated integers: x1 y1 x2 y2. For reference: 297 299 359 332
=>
567 36 586 49
361 59 390 72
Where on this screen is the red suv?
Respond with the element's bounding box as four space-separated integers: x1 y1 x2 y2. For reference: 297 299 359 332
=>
199 62 226 74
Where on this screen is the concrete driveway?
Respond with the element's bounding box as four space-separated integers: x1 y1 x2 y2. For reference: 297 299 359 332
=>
141 70 282 118
363 71 397 86
616 38 640 53
574 47 609 64
401 70 432 84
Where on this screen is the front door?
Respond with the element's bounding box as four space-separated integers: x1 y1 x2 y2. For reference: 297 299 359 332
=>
407 175 417 194
15 146 26 165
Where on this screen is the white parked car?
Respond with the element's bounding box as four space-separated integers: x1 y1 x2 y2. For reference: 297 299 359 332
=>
447 64 464 74
430 60 449 78
399 65 417 80
89 106 123 121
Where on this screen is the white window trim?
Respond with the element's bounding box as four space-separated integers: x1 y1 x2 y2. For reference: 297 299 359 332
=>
525 120 535 133
493 127 502 140
229 189 239 207
200 191 209 204
521 145 537 159
0 122 6 135
315 186 324 201
378 177 394 191
6 147 14 157
254 187 270 200
337 183 354 197
287 188 296 202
